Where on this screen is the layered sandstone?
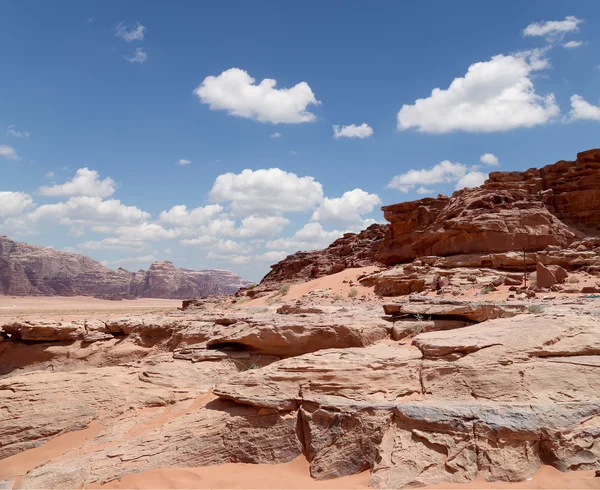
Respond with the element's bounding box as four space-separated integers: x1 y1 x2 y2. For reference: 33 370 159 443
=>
0 236 250 299
252 149 600 291
378 149 600 264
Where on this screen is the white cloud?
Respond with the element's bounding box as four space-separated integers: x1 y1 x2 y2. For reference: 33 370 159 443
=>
397 52 559 133
176 159 191 166
158 204 224 229
455 171 488 190
115 22 145 42
480 153 500 166
6 125 30 137
569 95 600 121
270 132 281 138
0 192 34 219
332 123 374 139
79 237 147 251
388 160 469 192
194 68 320 124
108 254 157 266
180 235 217 247
113 223 180 242
416 187 434 195
39 168 116 198
207 250 288 265
6 196 149 233
266 222 343 252
209 168 323 215
45 171 56 179
124 47 147 64
0 145 18 160
563 40 583 49
523 16 582 41
237 215 290 238
311 189 381 225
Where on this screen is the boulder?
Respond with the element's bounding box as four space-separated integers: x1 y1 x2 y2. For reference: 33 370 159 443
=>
536 262 557 288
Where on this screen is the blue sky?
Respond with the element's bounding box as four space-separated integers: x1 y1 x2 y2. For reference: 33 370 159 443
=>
2 1 600 281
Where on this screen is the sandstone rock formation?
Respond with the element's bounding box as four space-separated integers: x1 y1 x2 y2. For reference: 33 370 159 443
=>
4 299 598 489
0 236 250 299
250 224 385 295
378 149 600 264
250 150 600 293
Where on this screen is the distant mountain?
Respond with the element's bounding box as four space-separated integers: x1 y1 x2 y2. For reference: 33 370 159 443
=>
0 236 252 299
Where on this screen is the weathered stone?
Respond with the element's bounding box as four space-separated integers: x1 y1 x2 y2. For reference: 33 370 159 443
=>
383 298 527 322
537 262 557 288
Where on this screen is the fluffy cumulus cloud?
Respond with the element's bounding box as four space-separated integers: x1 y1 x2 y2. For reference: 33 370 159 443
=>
388 160 488 193
209 168 323 215
266 222 343 252
388 161 468 192
159 204 224 229
0 144 18 160
523 16 582 41
332 123 374 139
311 189 381 226
39 168 116 198
569 95 600 121
480 153 500 166
115 22 145 42
112 223 180 242
0 192 34 219
194 68 320 124
124 47 148 64
237 215 290 238
5 196 149 234
397 52 559 133
455 171 488 190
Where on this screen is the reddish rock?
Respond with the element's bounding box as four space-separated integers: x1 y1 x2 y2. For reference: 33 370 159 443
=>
255 224 386 292
549 265 569 283
536 263 557 288
0 236 250 299
377 150 600 265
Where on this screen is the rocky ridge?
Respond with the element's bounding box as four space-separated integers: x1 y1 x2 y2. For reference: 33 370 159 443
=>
248 149 600 295
0 236 251 299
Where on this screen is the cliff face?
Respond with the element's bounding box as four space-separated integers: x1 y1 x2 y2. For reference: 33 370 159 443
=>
255 149 600 288
0 237 250 299
377 149 600 264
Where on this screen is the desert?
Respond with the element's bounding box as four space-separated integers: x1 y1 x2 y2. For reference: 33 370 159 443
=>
1 149 600 489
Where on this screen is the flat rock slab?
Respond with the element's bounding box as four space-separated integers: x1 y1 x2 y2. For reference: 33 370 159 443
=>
383 299 527 322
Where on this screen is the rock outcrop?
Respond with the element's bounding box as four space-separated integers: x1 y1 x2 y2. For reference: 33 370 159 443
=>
0 236 250 298
378 149 600 264
252 224 386 294
251 150 600 291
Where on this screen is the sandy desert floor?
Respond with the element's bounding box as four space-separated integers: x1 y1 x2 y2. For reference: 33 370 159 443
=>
0 295 181 322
